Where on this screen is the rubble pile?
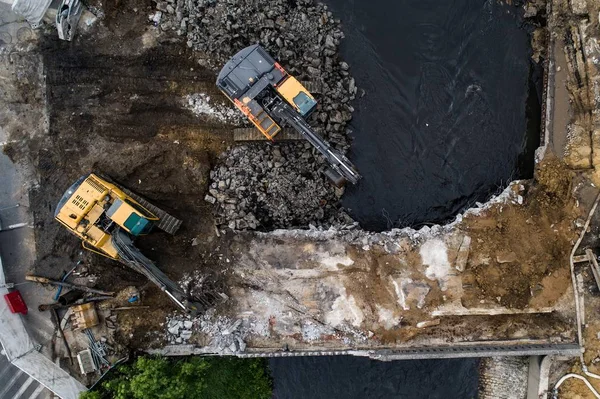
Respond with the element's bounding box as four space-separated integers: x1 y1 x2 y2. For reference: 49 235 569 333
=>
199 314 247 353
166 315 196 344
165 312 247 353
205 143 354 229
155 0 359 229
185 93 245 124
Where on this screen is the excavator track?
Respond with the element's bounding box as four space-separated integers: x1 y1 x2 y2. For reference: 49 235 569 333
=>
233 127 303 142
120 187 182 235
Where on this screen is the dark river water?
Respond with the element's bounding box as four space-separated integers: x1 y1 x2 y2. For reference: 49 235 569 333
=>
330 0 538 231
270 356 479 398
270 0 538 396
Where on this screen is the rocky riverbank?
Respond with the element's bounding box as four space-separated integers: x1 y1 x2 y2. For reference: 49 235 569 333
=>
155 0 359 230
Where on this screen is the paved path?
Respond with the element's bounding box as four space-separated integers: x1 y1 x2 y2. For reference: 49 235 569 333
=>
0 354 50 399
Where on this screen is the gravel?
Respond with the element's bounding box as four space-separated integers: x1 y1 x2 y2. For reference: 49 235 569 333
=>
156 0 358 230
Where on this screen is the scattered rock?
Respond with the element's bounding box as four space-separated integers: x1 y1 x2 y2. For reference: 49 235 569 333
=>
416 319 441 328
496 251 518 264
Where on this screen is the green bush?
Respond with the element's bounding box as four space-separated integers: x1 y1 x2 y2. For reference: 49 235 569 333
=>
80 356 272 399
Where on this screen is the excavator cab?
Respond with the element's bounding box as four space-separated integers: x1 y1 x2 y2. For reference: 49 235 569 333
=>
275 74 317 116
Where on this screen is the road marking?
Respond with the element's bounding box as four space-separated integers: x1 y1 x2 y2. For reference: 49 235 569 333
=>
29 384 46 399
13 376 34 399
0 368 23 398
0 360 14 382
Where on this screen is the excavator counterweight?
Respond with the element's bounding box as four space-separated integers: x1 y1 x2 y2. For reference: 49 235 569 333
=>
217 44 361 186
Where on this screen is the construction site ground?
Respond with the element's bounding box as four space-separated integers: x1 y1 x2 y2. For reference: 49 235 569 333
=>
2 0 600 392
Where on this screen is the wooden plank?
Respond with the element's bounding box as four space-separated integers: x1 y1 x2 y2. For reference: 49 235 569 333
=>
573 254 590 263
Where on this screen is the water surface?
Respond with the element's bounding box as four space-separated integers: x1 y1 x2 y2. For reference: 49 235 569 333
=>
270 356 479 399
328 0 534 230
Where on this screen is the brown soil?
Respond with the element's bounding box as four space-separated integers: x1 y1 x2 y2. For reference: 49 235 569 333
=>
461 156 577 309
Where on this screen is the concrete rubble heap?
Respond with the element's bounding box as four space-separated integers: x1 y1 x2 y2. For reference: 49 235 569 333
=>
156 0 358 230
206 144 355 229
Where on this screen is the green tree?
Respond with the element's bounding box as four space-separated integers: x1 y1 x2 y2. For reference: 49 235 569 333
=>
80 356 272 399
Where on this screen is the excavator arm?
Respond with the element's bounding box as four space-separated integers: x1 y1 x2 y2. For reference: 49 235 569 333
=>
270 101 361 185
112 229 202 314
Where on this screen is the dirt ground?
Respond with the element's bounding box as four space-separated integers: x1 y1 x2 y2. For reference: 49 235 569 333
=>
462 155 576 309
3 0 239 350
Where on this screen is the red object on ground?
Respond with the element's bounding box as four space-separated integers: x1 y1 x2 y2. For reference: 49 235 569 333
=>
4 290 28 315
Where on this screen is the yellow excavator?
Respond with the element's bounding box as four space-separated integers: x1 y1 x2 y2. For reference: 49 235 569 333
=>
55 173 199 313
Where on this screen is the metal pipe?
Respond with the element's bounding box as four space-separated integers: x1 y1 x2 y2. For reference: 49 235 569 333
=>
25 275 114 296
51 309 73 364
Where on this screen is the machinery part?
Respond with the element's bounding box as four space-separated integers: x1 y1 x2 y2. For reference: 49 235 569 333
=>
25 275 115 296
58 289 83 306
324 168 346 188
217 44 361 185
98 173 182 235
300 80 322 94
111 229 201 313
270 102 361 184
83 328 109 369
233 127 303 142
117 186 182 235
38 296 113 312
56 0 83 41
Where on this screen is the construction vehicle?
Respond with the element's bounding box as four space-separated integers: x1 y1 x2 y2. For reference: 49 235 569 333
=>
54 173 200 313
217 44 361 186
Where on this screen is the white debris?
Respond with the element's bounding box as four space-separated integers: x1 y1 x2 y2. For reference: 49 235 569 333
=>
416 319 441 328
376 305 400 330
420 239 451 291
325 286 364 328
316 253 354 269
186 93 244 124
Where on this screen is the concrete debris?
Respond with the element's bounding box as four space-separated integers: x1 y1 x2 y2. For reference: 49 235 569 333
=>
455 235 471 272
157 0 358 230
209 144 355 229
165 310 247 353
420 239 451 291
496 251 518 264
